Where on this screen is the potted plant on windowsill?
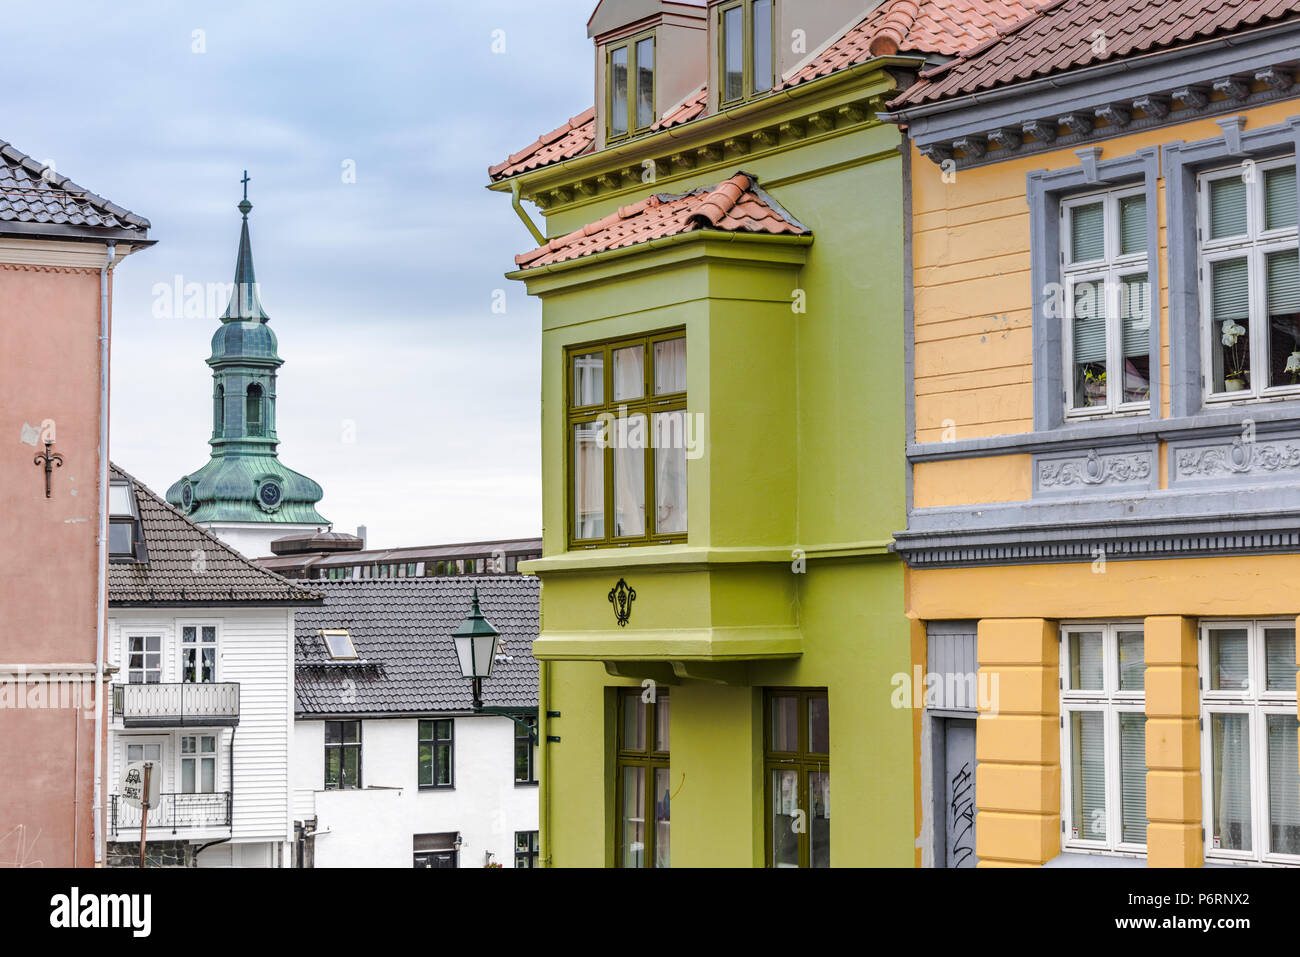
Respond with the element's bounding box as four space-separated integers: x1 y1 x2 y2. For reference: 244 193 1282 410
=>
1082 367 1107 405
1221 320 1249 392
1286 350 1300 385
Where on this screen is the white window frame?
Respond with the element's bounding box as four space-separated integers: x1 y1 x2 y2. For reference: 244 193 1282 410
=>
1059 621 1148 857
125 634 163 684
180 733 219 795
177 619 221 684
1199 618 1300 866
1197 158 1300 404
1061 187 1153 419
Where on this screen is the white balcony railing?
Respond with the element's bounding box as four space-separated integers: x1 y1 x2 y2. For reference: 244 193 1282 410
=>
112 682 240 727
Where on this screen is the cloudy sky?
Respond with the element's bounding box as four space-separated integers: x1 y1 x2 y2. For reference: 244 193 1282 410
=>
11 0 596 549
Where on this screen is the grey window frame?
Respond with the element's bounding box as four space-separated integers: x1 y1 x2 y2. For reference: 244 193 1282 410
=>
1029 147 1161 432
1165 116 1300 418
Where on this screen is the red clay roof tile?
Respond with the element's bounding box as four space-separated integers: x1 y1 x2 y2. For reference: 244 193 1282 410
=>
894 0 1300 108
512 171 808 269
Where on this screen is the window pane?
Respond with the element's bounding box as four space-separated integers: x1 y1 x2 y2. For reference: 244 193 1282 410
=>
573 422 604 540
435 743 452 785
1211 258 1251 393
1119 712 1147 845
1071 280 1107 409
1209 628 1250 691
652 415 687 535
182 760 195 794
1119 194 1147 255
108 484 133 516
654 693 670 752
572 351 603 405
808 695 829 753
344 721 360 743
1266 249 1300 388
1070 711 1106 841
621 765 646 868
1116 630 1145 691
1265 627 1297 692
325 746 340 787
612 345 644 401
109 522 134 556
809 769 830 867
1265 166 1298 231
610 46 628 136
653 766 671 868
1070 202 1104 262
1267 714 1300 855
770 695 797 751
622 694 646 752
1068 631 1104 691
1120 274 1151 404
1211 712 1252 852
1210 175 1249 239
418 742 432 786
770 768 799 867
752 0 772 94
201 757 215 793
635 37 654 129
341 746 359 788
612 414 646 538
653 337 686 394
723 5 743 102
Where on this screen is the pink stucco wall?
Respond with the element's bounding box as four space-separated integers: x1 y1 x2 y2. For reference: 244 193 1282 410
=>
0 263 108 867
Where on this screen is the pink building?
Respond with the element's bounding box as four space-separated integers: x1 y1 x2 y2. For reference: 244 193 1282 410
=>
0 142 152 867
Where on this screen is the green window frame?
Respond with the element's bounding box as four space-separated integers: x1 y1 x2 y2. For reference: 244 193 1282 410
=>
615 688 670 868
764 688 829 868
566 329 688 549
719 0 774 106
418 719 454 789
324 720 361 790
606 31 656 141
514 830 539 868
515 715 538 785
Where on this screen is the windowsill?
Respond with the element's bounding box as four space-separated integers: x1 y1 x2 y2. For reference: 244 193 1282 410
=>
418 784 455 792
1044 851 1147 867
514 781 539 789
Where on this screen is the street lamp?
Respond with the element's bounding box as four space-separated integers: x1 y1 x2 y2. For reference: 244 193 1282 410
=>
451 587 538 745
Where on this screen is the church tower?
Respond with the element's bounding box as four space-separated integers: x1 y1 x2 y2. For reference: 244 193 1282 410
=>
166 176 328 557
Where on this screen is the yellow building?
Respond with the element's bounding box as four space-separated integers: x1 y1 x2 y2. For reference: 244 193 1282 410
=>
886 0 1300 867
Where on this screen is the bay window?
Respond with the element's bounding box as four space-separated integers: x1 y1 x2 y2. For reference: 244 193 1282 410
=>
1198 160 1300 400
1200 620 1299 863
567 330 687 548
1062 188 1152 415
607 32 655 140
720 0 773 105
1060 623 1147 854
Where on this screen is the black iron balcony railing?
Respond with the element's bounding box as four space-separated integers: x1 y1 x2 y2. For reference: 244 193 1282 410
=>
109 792 232 836
111 682 240 727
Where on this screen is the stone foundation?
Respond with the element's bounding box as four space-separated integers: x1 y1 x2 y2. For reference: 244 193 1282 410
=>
106 840 196 868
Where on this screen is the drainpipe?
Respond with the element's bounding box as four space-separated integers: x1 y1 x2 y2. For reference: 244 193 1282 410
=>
511 180 547 246
92 241 115 865
539 659 550 867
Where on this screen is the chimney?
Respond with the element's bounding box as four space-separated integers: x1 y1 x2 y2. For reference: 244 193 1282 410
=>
356 525 367 548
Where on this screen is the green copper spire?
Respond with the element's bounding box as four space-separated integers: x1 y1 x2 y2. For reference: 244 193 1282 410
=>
221 170 270 322
166 173 327 530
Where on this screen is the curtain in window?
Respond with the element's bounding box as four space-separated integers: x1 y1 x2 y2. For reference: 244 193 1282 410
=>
573 423 604 539
809 769 830 868
1071 202 1105 261
1209 629 1250 691
613 415 645 537
653 338 686 394
1265 628 1297 692
610 46 629 136
722 5 743 102
770 768 799 867
573 353 603 405
612 346 643 401
1210 177 1249 239
1265 166 1298 231
1117 630 1145 691
653 766 671 868
621 765 645 868
1071 711 1106 840
1212 712 1252 852
1266 250 1300 388
1120 274 1151 402
1119 713 1148 844
653 413 687 535
1069 631 1104 690
635 38 654 129
1267 714 1300 855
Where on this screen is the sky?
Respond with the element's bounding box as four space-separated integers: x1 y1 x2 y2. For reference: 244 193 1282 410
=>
8 0 597 549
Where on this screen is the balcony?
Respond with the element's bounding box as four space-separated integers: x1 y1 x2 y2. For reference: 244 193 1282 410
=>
112 682 240 727
110 792 232 836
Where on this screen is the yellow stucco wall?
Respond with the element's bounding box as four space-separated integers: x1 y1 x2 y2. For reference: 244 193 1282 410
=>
913 454 1032 507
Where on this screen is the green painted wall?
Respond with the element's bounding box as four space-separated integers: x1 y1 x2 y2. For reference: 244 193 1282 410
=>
507 66 913 867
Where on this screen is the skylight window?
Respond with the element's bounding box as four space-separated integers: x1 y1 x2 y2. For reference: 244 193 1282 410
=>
320 629 358 660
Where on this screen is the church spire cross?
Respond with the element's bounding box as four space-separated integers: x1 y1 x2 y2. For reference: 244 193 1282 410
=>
238 170 252 218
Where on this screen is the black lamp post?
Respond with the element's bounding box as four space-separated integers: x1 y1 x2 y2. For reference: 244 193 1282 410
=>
452 587 538 745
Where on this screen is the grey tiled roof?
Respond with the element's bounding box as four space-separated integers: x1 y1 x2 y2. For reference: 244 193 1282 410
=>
108 464 322 606
0 140 150 239
294 578 540 716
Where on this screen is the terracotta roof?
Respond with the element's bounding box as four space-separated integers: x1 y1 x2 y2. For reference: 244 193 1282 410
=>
488 0 1048 183
108 464 322 606
0 140 150 238
894 0 1300 108
294 578 539 715
513 171 808 270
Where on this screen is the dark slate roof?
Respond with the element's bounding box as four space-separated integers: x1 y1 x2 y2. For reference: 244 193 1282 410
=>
893 0 1300 107
108 464 322 606
294 578 540 716
0 140 151 240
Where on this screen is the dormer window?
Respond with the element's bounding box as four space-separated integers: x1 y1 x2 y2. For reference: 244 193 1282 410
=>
720 0 773 105
608 32 655 140
108 480 144 562
320 629 358 660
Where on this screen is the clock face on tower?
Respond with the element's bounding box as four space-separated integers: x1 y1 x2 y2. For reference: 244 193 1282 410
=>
258 481 282 509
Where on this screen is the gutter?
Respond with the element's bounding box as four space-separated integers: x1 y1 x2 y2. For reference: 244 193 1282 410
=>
92 241 115 865
511 180 547 246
